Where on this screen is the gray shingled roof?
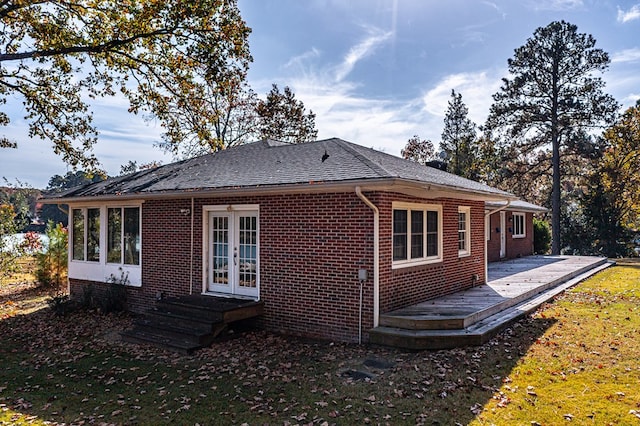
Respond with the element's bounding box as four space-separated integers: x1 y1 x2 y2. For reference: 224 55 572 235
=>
47 138 514 200
485 199 548 213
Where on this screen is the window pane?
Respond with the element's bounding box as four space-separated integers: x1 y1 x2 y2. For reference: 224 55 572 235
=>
87 208 100 262
107 208 122 263
124 207 140 265
411 210 424 258
426 211 438 256
458 212 467 251
72 209 84 261
393 210 407 261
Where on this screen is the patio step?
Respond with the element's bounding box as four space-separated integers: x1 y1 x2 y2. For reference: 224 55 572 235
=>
370 260 613 350
121 295 264 354
378 257 608 331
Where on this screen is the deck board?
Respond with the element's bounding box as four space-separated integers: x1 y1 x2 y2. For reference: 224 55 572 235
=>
378 255 608 330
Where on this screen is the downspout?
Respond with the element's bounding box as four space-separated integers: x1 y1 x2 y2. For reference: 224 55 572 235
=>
355 187 380 336
189 197 195 295
484 200 511 284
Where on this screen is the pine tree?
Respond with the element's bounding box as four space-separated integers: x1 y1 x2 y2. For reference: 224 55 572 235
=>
486 21 618 254
440 90 479 179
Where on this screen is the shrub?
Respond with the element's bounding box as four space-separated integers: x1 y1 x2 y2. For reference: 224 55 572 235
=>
101 270 129 313
533 218 551 254
0 204 21 281
35 221 68 289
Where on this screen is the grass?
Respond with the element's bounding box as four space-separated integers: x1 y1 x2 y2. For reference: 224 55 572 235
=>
1 261 639 425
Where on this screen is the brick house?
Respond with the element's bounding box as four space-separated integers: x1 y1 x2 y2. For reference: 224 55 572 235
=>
485 200 548 262
44 138 518 343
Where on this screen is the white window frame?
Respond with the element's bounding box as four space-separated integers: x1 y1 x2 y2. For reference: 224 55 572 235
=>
485 213 491 241
458 206 471 257
392 202 442 269
68 202 143 287
512 212 526 238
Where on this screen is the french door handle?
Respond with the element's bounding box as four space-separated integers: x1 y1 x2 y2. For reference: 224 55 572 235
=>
233 248 238 266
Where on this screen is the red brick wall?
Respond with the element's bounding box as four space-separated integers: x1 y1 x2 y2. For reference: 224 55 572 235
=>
487 211 535 262
68 191 487 343
373 194 486 314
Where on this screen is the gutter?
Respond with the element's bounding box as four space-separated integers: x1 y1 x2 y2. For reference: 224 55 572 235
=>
484 200 512 284
355 187 380 337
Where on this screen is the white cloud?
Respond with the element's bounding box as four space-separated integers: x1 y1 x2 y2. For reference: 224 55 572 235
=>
421 71 503 126
526 0 583 11
283 48 322 70
611 48 640 63
617 4 640 23
333 27 394 83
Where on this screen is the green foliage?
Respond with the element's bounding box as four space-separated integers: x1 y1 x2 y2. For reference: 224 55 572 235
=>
0 204 21 280
47 293 72 317
486 20 618 254
579 104 640 257
0 0 252 168
101 271 129 313
256 84 318 143
533 218 551 254
35 222 68 289
441 90 481 179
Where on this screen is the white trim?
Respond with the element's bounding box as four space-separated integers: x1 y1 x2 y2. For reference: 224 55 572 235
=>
512 212 526 238
458 206 471 257
355 187 379 330
202 204 260 299
391 202 443 269
67 203 143 287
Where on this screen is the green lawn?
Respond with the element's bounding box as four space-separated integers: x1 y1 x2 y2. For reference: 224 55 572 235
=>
1 263 639 425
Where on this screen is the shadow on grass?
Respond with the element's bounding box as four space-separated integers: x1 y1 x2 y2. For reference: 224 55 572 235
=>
0 300 558 425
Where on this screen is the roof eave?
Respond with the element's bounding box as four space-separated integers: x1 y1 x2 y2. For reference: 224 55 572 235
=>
40 177 517 204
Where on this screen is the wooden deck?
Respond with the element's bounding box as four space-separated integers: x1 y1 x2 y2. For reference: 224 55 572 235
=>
370 255 612 350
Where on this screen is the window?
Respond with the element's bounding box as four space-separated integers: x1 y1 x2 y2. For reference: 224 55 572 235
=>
107 207 140 265
513 212 525 238
458 206 471 256
71 206 140 265
393 203 442 268
71 207 100 262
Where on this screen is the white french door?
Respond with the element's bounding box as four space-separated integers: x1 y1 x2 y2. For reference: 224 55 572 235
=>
207 207 259 298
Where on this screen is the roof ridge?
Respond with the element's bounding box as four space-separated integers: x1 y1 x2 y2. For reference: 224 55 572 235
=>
332 139 394 178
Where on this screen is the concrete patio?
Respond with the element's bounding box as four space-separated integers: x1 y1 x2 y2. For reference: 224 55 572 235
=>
369 255 613 350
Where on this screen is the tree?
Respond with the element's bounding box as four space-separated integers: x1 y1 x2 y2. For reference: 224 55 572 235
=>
39 171 106 227
582 102 640 256
256 84 318 143
401 136 436 165
441 90 480 179
0 0 252 168
485 21 618 254
157 78 259 158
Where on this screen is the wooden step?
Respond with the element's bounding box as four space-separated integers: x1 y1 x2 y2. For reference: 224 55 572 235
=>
120 294 264 353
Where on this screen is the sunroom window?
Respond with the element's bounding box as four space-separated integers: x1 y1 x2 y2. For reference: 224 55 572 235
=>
72 207 100 262
107 207 140 265
392 202 442 268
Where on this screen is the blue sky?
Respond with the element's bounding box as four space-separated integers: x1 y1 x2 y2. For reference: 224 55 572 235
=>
2 0 639 188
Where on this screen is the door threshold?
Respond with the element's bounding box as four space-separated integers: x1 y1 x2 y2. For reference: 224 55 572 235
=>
201 291 259 301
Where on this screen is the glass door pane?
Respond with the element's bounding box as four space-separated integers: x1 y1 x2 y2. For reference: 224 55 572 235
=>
237 215 257 290
210 215 229 287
